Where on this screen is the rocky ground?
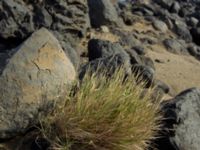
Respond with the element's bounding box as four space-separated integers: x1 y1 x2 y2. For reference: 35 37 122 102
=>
0 0 200 150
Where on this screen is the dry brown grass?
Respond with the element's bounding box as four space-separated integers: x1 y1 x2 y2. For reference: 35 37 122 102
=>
40 69 161 150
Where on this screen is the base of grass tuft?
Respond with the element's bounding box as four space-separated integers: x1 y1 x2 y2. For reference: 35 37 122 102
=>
40 69 162 150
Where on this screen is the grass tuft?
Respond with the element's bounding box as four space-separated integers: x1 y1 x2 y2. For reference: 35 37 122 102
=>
40 69 161 150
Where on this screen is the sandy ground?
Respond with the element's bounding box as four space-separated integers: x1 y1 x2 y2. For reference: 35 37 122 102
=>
148 44 200 95
130 20 200 95
79 19 200 96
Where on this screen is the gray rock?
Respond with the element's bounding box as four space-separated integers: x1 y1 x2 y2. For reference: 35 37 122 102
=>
153 20 168 33
174 22 192 42
187 44 200 61
79 53 132 80
88 0 120 28
0 0 90 50
186 17 199 27
131 46 146 55
154 0 174 9
64 43 80 70
190 27 200 46
153 79 170 94
170 2 181 14
121 11 135 26
156 88 200 150
132 6 154 16
88 39 127 61
152 79 170 101
132 64 155 88
125 49 142 65
119 33 141 48
140 56 155 70
0 28 76 139
163 39 188 54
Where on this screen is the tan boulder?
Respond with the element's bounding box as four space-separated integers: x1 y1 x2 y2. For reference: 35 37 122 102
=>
0 28 76 139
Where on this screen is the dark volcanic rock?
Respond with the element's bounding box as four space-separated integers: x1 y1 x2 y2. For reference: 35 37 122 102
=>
88 39 126 61
79 53 131 80
190 27 200 46
155 88 200 150
87 0 120 28
0 0 90 50
0 28 76 139
154 0 174 9
132 64 155 88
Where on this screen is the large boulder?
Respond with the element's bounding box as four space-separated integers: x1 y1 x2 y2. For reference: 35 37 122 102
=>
87 0 120 28
0 0 90 50
0 28 76 139
154 88 200 150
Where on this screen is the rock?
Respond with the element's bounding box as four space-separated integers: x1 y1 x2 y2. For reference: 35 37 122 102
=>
163 39 188 54
151 79 170 101
155 59 165 63
0 28 76 139
132 64 155 88
153 79 170 94
64 43 80 70
125 49 142 65
190 27 200 46
179 7 188 17
141 36 158 45
119 33 141 48
187 44 200 60
132 3 155 16
88 0 120 28
154 0 174 9
140 56 155 70
131 46 146 55
155 88 200 150
174 22 192 42
152 19 168 33
121 11 135 26
88 39 127 61
0 0 90 49
170 2 181 14
100 26 110 33
186 17 199 27
79 53 131 80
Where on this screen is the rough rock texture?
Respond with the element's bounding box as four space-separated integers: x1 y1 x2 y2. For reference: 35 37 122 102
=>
152 19 168 33
88 39 126 61
0 0 90 50
163 39 188 54
0 28 76 139
88 0 120 27
79 53 131 80
155 88 200 150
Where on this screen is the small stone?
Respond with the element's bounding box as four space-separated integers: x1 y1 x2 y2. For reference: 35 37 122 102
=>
100 26 110 33
153 20 168 33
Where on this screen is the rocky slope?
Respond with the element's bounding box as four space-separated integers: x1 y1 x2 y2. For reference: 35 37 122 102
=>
0 0 200 150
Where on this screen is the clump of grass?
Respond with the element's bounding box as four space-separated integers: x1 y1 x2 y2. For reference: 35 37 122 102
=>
40 69 161 150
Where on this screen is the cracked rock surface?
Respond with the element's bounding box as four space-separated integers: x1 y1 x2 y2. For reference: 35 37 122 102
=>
0 28 76 139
